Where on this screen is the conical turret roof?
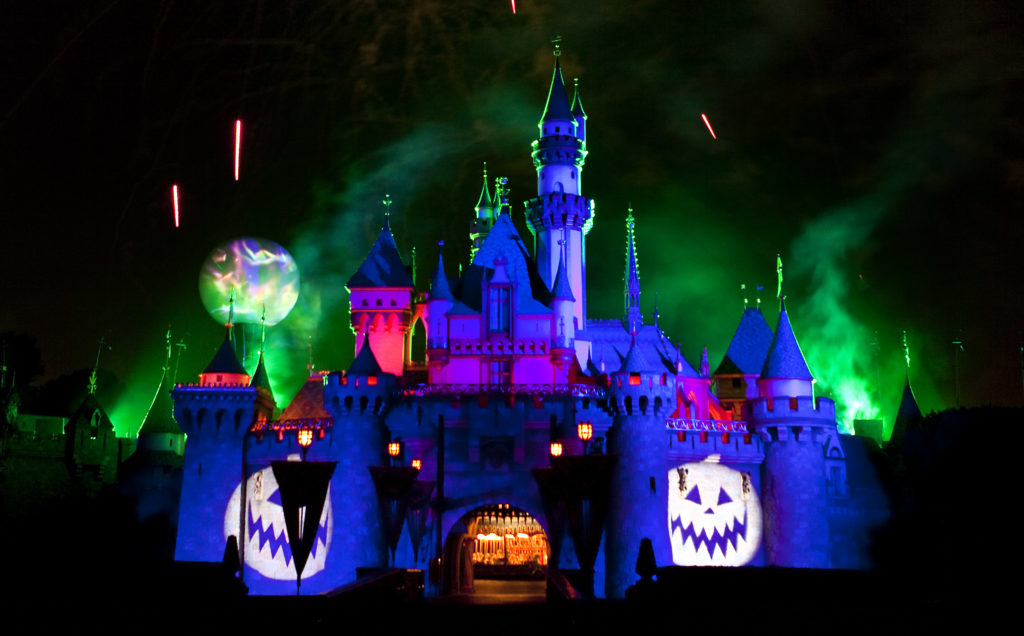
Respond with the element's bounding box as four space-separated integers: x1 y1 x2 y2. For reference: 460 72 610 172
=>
250 352 274 401
551 250 575 301
204 334 247 376
347 218 414 288
570 77 587 120
760 300 813 380
540 58 574 124
348 336 384 376
476 169 493 211
715 308 774 376
429 249 455 302
139 370 183 436
890 376 923 446
620 337 659 374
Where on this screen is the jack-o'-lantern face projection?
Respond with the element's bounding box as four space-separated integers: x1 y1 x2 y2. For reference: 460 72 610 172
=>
223 462 333 581
668 460 761 566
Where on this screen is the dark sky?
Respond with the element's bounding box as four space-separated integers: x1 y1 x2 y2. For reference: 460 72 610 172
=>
2 0 1022 434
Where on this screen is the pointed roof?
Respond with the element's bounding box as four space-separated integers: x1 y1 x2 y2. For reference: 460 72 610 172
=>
570 77 587 120
699 347 710 379
476 167 493 212
274 375 332 428
760 300 813 380
620 337 659 374
347 218 414 288
471 214 551 314
540 58 574 124
204 334 247 376
139 370 183 436
890 376 923 446
429 248 455 302
250 352 273 401
551 250 575 301
715 308 774 376
66 393 114 437
624 208 642 333
348 336 384 376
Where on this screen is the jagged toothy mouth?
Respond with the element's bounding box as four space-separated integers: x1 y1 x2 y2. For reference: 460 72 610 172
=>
670 509 748 559
247 501 329 566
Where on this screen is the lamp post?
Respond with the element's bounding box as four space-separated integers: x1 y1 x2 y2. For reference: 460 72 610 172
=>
388 440 402 466
297 427 313 460
550 441 563 458
577 421 593 455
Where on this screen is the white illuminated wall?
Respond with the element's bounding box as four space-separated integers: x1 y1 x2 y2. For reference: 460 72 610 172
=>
223 461 333 581
667 460 761 566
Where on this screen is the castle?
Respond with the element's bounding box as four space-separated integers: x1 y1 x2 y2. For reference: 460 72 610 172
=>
170 50 889 598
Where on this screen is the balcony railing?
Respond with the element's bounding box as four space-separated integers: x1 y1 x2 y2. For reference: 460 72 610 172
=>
665 418 748 433
400 383 606 398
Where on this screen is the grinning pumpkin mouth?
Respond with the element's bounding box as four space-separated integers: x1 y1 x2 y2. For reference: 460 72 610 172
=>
247 492 329 567
670 509 748 559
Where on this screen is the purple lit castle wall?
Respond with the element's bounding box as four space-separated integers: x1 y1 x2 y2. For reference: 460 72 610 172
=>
170 49 889 598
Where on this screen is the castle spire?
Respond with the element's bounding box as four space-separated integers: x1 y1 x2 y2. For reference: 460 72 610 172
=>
571 77 587 143
476 162 493 214
87 336 110 395
540 39 574 128
624 205 642 335
430 241 455 302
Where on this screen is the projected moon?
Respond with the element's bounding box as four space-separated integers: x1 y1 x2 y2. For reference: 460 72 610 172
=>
199 237 299 326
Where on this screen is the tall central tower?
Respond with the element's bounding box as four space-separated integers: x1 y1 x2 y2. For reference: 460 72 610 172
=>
524 48 593 347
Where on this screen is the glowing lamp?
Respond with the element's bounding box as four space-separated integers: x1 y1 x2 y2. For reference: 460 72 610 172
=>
388 441 401 457
550 442 563 457
297 429 313 448
411 458 422 470
577 422 593 442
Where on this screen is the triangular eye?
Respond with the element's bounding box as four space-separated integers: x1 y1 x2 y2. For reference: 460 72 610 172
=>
717 487 732 505
685 485 702 504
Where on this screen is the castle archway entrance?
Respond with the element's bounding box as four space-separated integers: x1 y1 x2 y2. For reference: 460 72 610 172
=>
442 504 549 599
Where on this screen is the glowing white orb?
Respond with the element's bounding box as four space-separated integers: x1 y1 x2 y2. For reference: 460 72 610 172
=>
199 237 299 326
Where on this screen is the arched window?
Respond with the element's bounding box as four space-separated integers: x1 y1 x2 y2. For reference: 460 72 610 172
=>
488 285 511 334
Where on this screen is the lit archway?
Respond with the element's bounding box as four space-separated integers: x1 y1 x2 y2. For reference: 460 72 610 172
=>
442 504 549 595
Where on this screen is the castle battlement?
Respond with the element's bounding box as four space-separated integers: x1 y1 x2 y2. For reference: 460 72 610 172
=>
748 394 836 423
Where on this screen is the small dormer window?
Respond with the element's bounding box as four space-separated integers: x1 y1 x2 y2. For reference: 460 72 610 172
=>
367 375 378 386
629 373 642 386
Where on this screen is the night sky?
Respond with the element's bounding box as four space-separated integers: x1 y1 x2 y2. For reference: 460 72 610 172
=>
2 1 1022 435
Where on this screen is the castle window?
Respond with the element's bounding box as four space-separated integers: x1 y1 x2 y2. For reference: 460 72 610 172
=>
376 298 383 306
367 375 378 386
490 359 511 385
488 285 511 334
629 373 641 386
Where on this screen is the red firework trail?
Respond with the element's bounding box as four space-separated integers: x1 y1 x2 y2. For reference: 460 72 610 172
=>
172 184 180 228
701 113 717 139
234 119 242 181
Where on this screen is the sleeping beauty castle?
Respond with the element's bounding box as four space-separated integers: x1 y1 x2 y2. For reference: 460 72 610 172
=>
168 49 889 598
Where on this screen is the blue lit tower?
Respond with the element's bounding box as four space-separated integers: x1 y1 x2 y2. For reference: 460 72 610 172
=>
524 47 593 351
173 328 273 561
322 338 393 578
624 207 642 336
747 299 837 567
605 339 675 598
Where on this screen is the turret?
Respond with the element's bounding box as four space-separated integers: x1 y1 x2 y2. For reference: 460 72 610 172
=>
173 326 264 563
348 202 415 377
624 207 642 335
426 244 455 374
549 248 576 372
605 338 675 598
321 337 394 581
756 299 814 400
524 47 593 340
747 297 836 568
